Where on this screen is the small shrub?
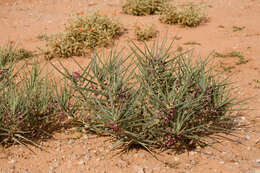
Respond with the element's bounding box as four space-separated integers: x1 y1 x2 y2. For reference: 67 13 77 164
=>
134 23 157 41
122 0 169 16
45 11 124 59
159 4 207 27
132 39 239 150
0 62 74 147
0 41 34 62
53 38 242 153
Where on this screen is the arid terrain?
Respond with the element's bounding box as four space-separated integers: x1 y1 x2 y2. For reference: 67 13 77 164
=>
0 0 260 172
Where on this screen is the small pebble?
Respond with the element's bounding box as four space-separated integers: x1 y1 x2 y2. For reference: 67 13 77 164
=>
84 155 91 161
252 162 260 167
174 157 179 161
49 166 54 173
219 161 225 164
8 160 16 164
54 162 60 167
68 139 74 145
245 136 251 140
133 165 145 173
79 160 85 165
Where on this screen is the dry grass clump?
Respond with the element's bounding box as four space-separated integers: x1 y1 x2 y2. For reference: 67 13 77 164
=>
122 0 169 16
159 4 207 27
0 41 34 62
135 23 157 41
45 11 124 59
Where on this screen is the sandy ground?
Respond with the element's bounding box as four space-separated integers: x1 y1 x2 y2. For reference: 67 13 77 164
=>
0 0 260 172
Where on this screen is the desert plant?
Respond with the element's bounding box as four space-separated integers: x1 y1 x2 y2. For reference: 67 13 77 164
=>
135 23 157 41
45 11 123 59
122 0 169 16
51 50 146 149
0 62 73 148
130 39 241 150
0 41 34 62
214 51 248 65
53 38 241 153
159 4 207 27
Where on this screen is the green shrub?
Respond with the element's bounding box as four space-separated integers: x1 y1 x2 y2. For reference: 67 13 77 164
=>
135 23 157 41
45 11 124 59
122 0 169 16
159 4 207 27
53 38 241 152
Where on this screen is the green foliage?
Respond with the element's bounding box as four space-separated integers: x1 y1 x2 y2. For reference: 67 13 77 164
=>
214 51 248 65
131 39 239 150
184 41 201 46
45 11 123 59
159 4 207 27
135 23 157 41
53 38 241 152
0 42 34 62
122 0 169 16
0 61 74 147
232 26 245 32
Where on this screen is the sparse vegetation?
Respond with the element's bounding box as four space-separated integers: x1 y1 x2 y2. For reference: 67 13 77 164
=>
215 51 248 66
0 2 247 158
44 11 124 59
184 41 201 46
252 79 260 89
122 0 169 16
0 41 35 62
37 33 49 41
134 23 157 41
232 26 245 32
159 4 207 27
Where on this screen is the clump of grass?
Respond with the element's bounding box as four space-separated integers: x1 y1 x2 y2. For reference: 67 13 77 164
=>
37 33 50 41
45 11 123 59
0 60 76 148
215 51 248 65
131 39 240 150
232 26 245 32
183 41 201 46
122 0 170 16
53 38 242 153
159 4 207 27
0 41 34 62
252 79 260 89
135 23 157 41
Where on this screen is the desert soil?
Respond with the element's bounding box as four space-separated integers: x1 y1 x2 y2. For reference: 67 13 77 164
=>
0 0 260 172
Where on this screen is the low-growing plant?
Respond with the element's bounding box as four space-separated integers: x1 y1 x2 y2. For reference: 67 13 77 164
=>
0 41 34 62
183 41 201 46
214 51 248 65
0 61 74 148
232 26 245 32
131 39 240 150
252 79 260 89
159 4 207 27
37 33 50 41
122 0 170 16
135 23 157 41
45 11 124 59
53 38 242 153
